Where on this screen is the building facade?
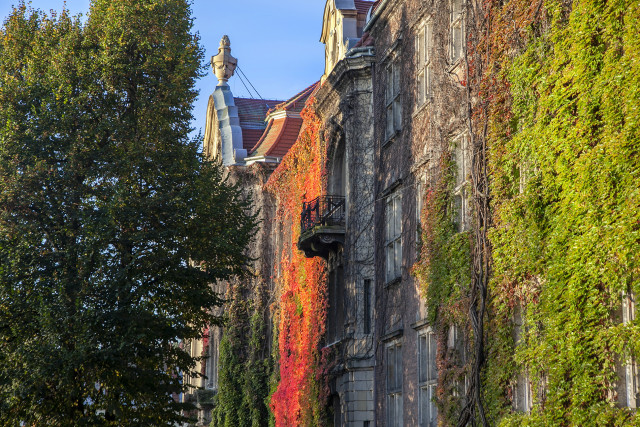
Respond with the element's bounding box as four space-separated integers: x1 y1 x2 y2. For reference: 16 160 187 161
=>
184 0 640 425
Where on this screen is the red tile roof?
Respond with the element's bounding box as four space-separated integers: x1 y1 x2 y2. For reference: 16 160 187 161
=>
267 82 319 116
249 82 320 159
354 0 375 15
251 117 304 158
234 98 282 150
240 128 264 151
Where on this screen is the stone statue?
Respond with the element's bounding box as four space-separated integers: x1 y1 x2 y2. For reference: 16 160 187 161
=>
211 35 237 86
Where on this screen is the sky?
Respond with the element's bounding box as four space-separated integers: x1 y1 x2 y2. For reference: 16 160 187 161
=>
0 0 327 138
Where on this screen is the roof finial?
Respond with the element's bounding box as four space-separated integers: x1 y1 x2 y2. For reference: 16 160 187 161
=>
211 35 237 86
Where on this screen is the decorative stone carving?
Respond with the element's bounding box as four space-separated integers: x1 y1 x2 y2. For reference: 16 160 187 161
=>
211 35 237 86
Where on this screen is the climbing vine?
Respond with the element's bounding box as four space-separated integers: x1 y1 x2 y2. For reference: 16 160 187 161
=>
211 280 271 427
478 0 640 423
265 99 331 426
413 154 472 425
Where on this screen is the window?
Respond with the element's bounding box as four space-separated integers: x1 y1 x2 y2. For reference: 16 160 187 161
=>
416 175 427 243
386 61 402 139
385 191 402 282
328 266 345 343
623 291 638 408
452 133 470 232
418 331 438 427
387 341 403 427
416 20 433 106
363 279 372 334
206 337 218 390
450 0 464 63
512 305 533 412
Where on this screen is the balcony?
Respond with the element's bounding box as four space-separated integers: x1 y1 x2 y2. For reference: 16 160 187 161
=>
298 195 345 259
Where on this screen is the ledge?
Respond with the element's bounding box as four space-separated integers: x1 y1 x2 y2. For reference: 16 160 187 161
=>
380 328 403 342
379 179 402 199
412 98 432 118
411 318 431 330
384 276 401 289
298 225 345 259
382 130 399 149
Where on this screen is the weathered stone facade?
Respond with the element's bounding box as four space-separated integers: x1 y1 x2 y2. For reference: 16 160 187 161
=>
183 0 640 423
314 41 376 427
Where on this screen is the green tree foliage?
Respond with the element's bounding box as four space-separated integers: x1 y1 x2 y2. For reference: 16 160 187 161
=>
211 281 271 427
0 1 255 425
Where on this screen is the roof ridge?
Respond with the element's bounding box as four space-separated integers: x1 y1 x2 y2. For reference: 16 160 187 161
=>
269 81 320 115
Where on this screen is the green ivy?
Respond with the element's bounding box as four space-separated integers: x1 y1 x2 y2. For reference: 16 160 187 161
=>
488 0 640 423
413 155 472 424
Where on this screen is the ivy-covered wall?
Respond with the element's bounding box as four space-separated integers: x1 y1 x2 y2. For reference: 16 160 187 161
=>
488 0 640 423
415 0 640 424
265 100 331 426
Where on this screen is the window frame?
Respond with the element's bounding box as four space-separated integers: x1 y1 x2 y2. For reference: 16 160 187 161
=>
386 340 403 427
416 18 433 107
418 329 438 427
363 278 372 335
623 291 638 409
205 336 218 390
449 0 464 64
452 132 470 232
385 190 403 283
385 60 402 140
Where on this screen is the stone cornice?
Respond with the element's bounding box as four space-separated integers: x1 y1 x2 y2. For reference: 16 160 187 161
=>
315 53 375 117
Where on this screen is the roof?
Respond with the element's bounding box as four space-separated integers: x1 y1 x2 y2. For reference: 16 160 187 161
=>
249 82 320 159
354 31 374 48
235 97 282 150
354 0 374 15
267 82 319 116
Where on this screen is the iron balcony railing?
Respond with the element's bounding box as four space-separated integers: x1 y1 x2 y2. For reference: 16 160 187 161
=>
300 195 345 234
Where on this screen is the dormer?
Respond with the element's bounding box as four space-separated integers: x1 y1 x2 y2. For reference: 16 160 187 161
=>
320 0 374 81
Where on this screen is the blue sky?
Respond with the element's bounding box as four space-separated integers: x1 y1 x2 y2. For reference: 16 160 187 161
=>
0 0 326 138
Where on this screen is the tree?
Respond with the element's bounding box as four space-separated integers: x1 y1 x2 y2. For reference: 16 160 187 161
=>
0 1 255 425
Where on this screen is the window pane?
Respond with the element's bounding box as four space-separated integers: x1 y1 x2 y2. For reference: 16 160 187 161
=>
396 345 403 390
386 199 393 241
388 346 395 390
397 393 404 426
388 394 396 425
386 66 393 102
386 244 393 282
426 22 432 62
387 105 394 137
417 71 425 105
453 23 462 61
393 63 400 96
419 335 428 383
394 99 402 130
455 138 465 185
418 29 425 66
420 386 429 427
454 194 463 232
429 384 437 426
429 333 437 381
426 63 432 98
464 135 470 178
394 196 402 237
452 0 462 17
394 240 402 279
